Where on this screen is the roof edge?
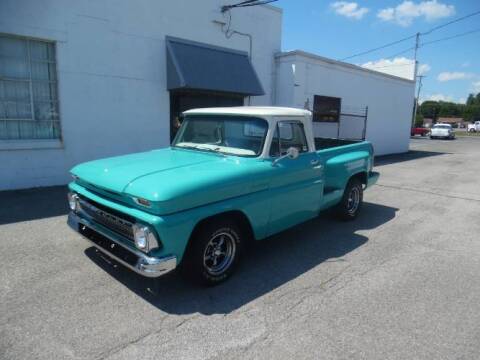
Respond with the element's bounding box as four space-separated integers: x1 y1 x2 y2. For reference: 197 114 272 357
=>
276 50 415 84
260 4 283 13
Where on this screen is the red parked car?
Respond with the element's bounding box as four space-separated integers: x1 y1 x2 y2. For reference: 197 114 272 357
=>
411 127 430 137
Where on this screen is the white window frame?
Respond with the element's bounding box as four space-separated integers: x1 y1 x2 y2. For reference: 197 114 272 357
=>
0 33 62 148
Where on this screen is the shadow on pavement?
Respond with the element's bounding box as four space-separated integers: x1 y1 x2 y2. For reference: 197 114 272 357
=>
375 150 449 167
85 202 398 315
0 185 68 225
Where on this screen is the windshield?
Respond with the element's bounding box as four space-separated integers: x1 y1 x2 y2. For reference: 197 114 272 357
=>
433 125 451 129
172 115 268 157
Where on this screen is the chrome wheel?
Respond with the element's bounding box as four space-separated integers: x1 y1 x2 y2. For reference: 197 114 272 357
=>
346 186 360 214
203 232 236 276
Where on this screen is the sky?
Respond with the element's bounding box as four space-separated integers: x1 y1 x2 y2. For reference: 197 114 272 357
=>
275 0 480 104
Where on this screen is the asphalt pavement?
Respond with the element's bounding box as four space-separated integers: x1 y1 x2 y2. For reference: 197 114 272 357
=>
1 136 480 359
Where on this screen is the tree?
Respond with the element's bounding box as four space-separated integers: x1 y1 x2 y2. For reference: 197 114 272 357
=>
438 101 463 117
419 101 441 122
415 113 424 127
464 105 480 122
419 92 480 123
466 93 476 106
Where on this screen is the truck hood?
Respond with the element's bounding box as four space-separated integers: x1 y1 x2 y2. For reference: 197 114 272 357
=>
71 148 269 214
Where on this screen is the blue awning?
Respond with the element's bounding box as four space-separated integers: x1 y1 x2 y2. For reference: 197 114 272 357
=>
166 37 264 96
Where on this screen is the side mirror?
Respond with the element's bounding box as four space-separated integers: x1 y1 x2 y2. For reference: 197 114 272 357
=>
272 147 300 166
286 147 299 160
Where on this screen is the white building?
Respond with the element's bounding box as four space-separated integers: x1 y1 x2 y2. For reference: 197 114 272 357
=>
275 51 415 156
0 0 413 191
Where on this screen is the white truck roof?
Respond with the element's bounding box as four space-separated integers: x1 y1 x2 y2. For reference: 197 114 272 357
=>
183 106 311 117
183 106 315 157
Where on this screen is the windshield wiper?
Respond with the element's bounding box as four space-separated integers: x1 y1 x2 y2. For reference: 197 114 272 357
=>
175 144 226 156
195 145 227 156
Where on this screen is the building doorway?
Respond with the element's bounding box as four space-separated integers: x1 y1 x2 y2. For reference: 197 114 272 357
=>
169 90 244 141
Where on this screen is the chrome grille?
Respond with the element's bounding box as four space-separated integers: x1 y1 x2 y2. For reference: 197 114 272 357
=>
78 197 134 241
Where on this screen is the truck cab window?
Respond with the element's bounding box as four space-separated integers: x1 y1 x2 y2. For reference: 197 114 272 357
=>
270 121 308 157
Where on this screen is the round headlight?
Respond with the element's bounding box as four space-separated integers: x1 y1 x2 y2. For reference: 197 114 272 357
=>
133 225 148 250
133 224 159 252
67 192 78 212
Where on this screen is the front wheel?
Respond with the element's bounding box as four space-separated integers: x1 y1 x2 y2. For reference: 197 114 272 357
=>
335 178 363 221
181 219 244 286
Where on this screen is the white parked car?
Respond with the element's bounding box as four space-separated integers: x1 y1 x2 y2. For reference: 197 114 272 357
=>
430 124 455 140
467 121 480 132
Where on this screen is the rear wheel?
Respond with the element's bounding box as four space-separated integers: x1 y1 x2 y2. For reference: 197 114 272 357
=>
181 219 244 286
336 178 363 221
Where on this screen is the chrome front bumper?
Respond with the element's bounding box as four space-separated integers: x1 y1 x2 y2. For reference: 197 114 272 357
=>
68 212 177 278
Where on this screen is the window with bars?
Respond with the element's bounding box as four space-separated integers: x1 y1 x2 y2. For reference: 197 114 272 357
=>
313 95 341 123
0 34 60 140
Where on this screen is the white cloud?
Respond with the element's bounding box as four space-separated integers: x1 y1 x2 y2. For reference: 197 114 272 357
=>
331 2 369 19
420 94 454 103
473 81 480 93
377 0 455 26
437 72 472 82
361 57 430 80
418 63 431 76
420 94 471 104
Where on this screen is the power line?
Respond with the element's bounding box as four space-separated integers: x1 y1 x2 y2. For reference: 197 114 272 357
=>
339 35 416 61
385 46 415 59
339 9 480 61
235 0 278 7
421 9 480 35
357 47 415 71
421 27 480 46
221 0 278 12
365 27 480 65
365 61 415 70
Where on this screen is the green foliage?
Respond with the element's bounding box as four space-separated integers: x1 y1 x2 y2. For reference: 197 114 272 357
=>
414 113 424 127
419 101 441 121
463 105 480 122
467 94 476 106
419 92 480 122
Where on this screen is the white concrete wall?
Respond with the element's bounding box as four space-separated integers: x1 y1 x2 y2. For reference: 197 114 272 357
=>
275 52 415 156
0 0 282 190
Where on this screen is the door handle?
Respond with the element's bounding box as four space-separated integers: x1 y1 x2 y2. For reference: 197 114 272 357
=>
311 159 320 166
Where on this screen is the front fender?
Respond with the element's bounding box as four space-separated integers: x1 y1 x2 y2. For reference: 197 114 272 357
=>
69 182 269 263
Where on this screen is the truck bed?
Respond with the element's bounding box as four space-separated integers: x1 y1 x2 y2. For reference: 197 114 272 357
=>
314 137 360 150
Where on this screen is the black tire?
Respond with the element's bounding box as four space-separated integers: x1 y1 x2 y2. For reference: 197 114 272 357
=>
335 178 363 221
181 219 244 286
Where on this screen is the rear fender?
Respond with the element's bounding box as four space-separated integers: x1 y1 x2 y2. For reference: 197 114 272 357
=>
324 150 371 192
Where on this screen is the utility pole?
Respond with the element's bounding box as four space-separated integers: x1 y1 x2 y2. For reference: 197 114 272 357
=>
417 75 425 101
414 75 425 126
411 32 421 127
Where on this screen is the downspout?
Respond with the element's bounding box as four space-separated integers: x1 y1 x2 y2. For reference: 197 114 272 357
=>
272 53 277 105
215 9 254 105
227 30 253 105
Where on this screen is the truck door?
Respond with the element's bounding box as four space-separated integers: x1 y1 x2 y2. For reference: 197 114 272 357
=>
266 120 324 236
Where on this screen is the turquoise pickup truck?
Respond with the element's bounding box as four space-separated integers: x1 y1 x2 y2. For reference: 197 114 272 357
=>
67 107 379 285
